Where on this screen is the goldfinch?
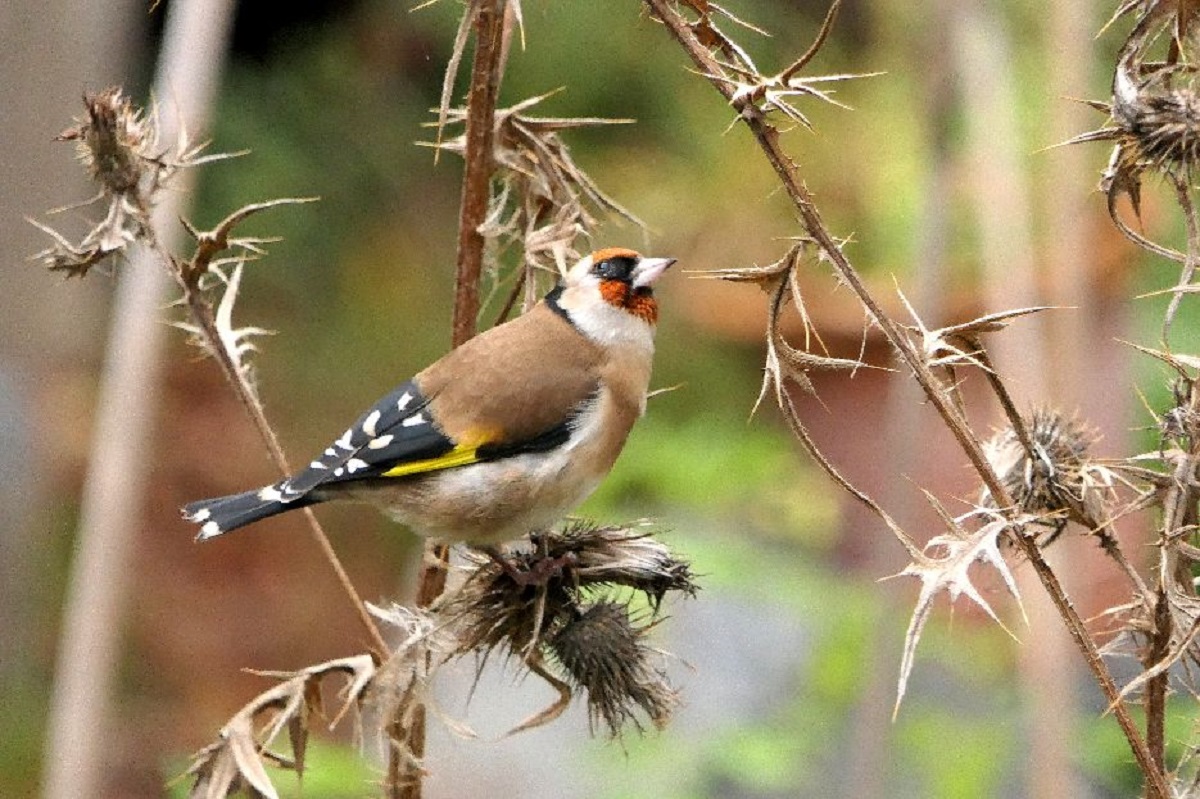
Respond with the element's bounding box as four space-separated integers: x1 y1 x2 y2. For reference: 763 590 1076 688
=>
182 248 674 546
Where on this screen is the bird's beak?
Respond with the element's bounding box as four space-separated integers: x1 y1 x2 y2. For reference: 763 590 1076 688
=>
631 256 676 289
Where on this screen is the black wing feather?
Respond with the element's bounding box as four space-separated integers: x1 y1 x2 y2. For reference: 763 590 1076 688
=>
279 380 454 498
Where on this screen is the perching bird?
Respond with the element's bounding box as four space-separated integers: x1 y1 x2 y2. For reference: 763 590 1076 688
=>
182 248 674 549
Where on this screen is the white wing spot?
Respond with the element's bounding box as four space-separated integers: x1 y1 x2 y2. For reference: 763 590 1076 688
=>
309 460 328 470
402 413 427 427
324 447 337 457
347 458 368 473
362 409 382 438
200 520 222 538
368 434 394 450
397 391 413 411
333 467 345 477
191 508 211 522
336 428 354 450
258 486 283 502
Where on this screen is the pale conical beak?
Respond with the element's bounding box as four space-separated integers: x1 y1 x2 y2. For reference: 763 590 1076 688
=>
631 257 676 289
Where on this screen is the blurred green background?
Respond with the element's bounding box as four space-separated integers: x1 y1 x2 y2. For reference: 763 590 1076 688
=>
2 0 1185 796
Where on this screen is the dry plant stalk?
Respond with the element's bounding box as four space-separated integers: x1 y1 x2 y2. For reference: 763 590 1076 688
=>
639 0 1200 795
35 90 390 660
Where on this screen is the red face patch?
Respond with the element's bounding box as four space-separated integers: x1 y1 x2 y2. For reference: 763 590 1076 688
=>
600 279 658 325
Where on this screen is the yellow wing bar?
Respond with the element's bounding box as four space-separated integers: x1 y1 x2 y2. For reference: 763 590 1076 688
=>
381 444 480 478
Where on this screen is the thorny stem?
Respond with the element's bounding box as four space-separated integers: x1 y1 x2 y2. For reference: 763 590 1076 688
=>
643 1 1169 794
172 261 390 659
973 346 1037 456
1163 175 1200 344
1146 174 1200 773
403 1 509 796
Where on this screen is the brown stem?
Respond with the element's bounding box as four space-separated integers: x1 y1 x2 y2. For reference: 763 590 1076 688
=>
175 276 390 658
1163 175 1200 344
1146 174 1200 773
642 2 1169 795
1146 586 1170 772
401 1 509 796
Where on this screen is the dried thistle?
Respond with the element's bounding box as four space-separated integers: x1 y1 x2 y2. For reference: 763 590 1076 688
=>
438 521 696 737
184 655 376 799
1064 7 1200 252
693 0 880 131
698 243 870 413
32 88 163 277
548 601 678 736
891 496 1024 718
60 87 161 195
32 87 241 278
982 408 1111 534
429 92 644 277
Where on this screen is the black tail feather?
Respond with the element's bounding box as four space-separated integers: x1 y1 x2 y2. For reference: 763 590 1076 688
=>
183 486 317 540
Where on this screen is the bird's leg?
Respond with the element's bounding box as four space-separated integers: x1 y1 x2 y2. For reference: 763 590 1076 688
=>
477 545 578 587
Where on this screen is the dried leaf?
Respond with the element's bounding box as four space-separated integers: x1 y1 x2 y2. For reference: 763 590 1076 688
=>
184 656 375 798
225 716 279 799
890 501 1023 718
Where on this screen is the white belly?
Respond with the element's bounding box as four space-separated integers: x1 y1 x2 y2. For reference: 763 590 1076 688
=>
363 389 634 544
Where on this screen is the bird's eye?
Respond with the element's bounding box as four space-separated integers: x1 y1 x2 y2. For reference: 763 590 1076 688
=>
594 256 635 281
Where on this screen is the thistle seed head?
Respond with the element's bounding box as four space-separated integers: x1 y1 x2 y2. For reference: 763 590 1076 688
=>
983 409 1107 529
548 601 678 736
60 87 160 198
1115 80 1200 175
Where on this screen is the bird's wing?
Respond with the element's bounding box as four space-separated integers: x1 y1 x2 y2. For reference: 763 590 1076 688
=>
278 379 453 498
280 303 603 500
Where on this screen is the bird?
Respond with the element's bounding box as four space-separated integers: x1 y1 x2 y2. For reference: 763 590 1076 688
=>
182 247 674 555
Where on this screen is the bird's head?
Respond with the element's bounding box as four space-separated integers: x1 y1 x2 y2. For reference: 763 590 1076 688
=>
552 248 676 348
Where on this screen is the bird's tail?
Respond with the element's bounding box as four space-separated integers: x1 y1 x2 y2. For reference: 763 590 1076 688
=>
183 484 317 540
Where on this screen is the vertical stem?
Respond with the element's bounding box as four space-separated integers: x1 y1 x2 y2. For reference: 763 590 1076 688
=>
399 2 507 796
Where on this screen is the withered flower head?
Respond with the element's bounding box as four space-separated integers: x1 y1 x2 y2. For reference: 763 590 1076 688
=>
983 408 1108 530
1111 66 1200 176
59 87 160 198
548 601 678 736
440 521 696 737
34 88 169 277
446 522 697 659
1160 376 1200 447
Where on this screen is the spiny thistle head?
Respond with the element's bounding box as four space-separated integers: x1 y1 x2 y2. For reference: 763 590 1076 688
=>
1160 377 1200 447
983 409 1107 528
59 87 160 197
440 521 696 737
548 601 678 736
446 522 697 660
1112 69 1200 175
